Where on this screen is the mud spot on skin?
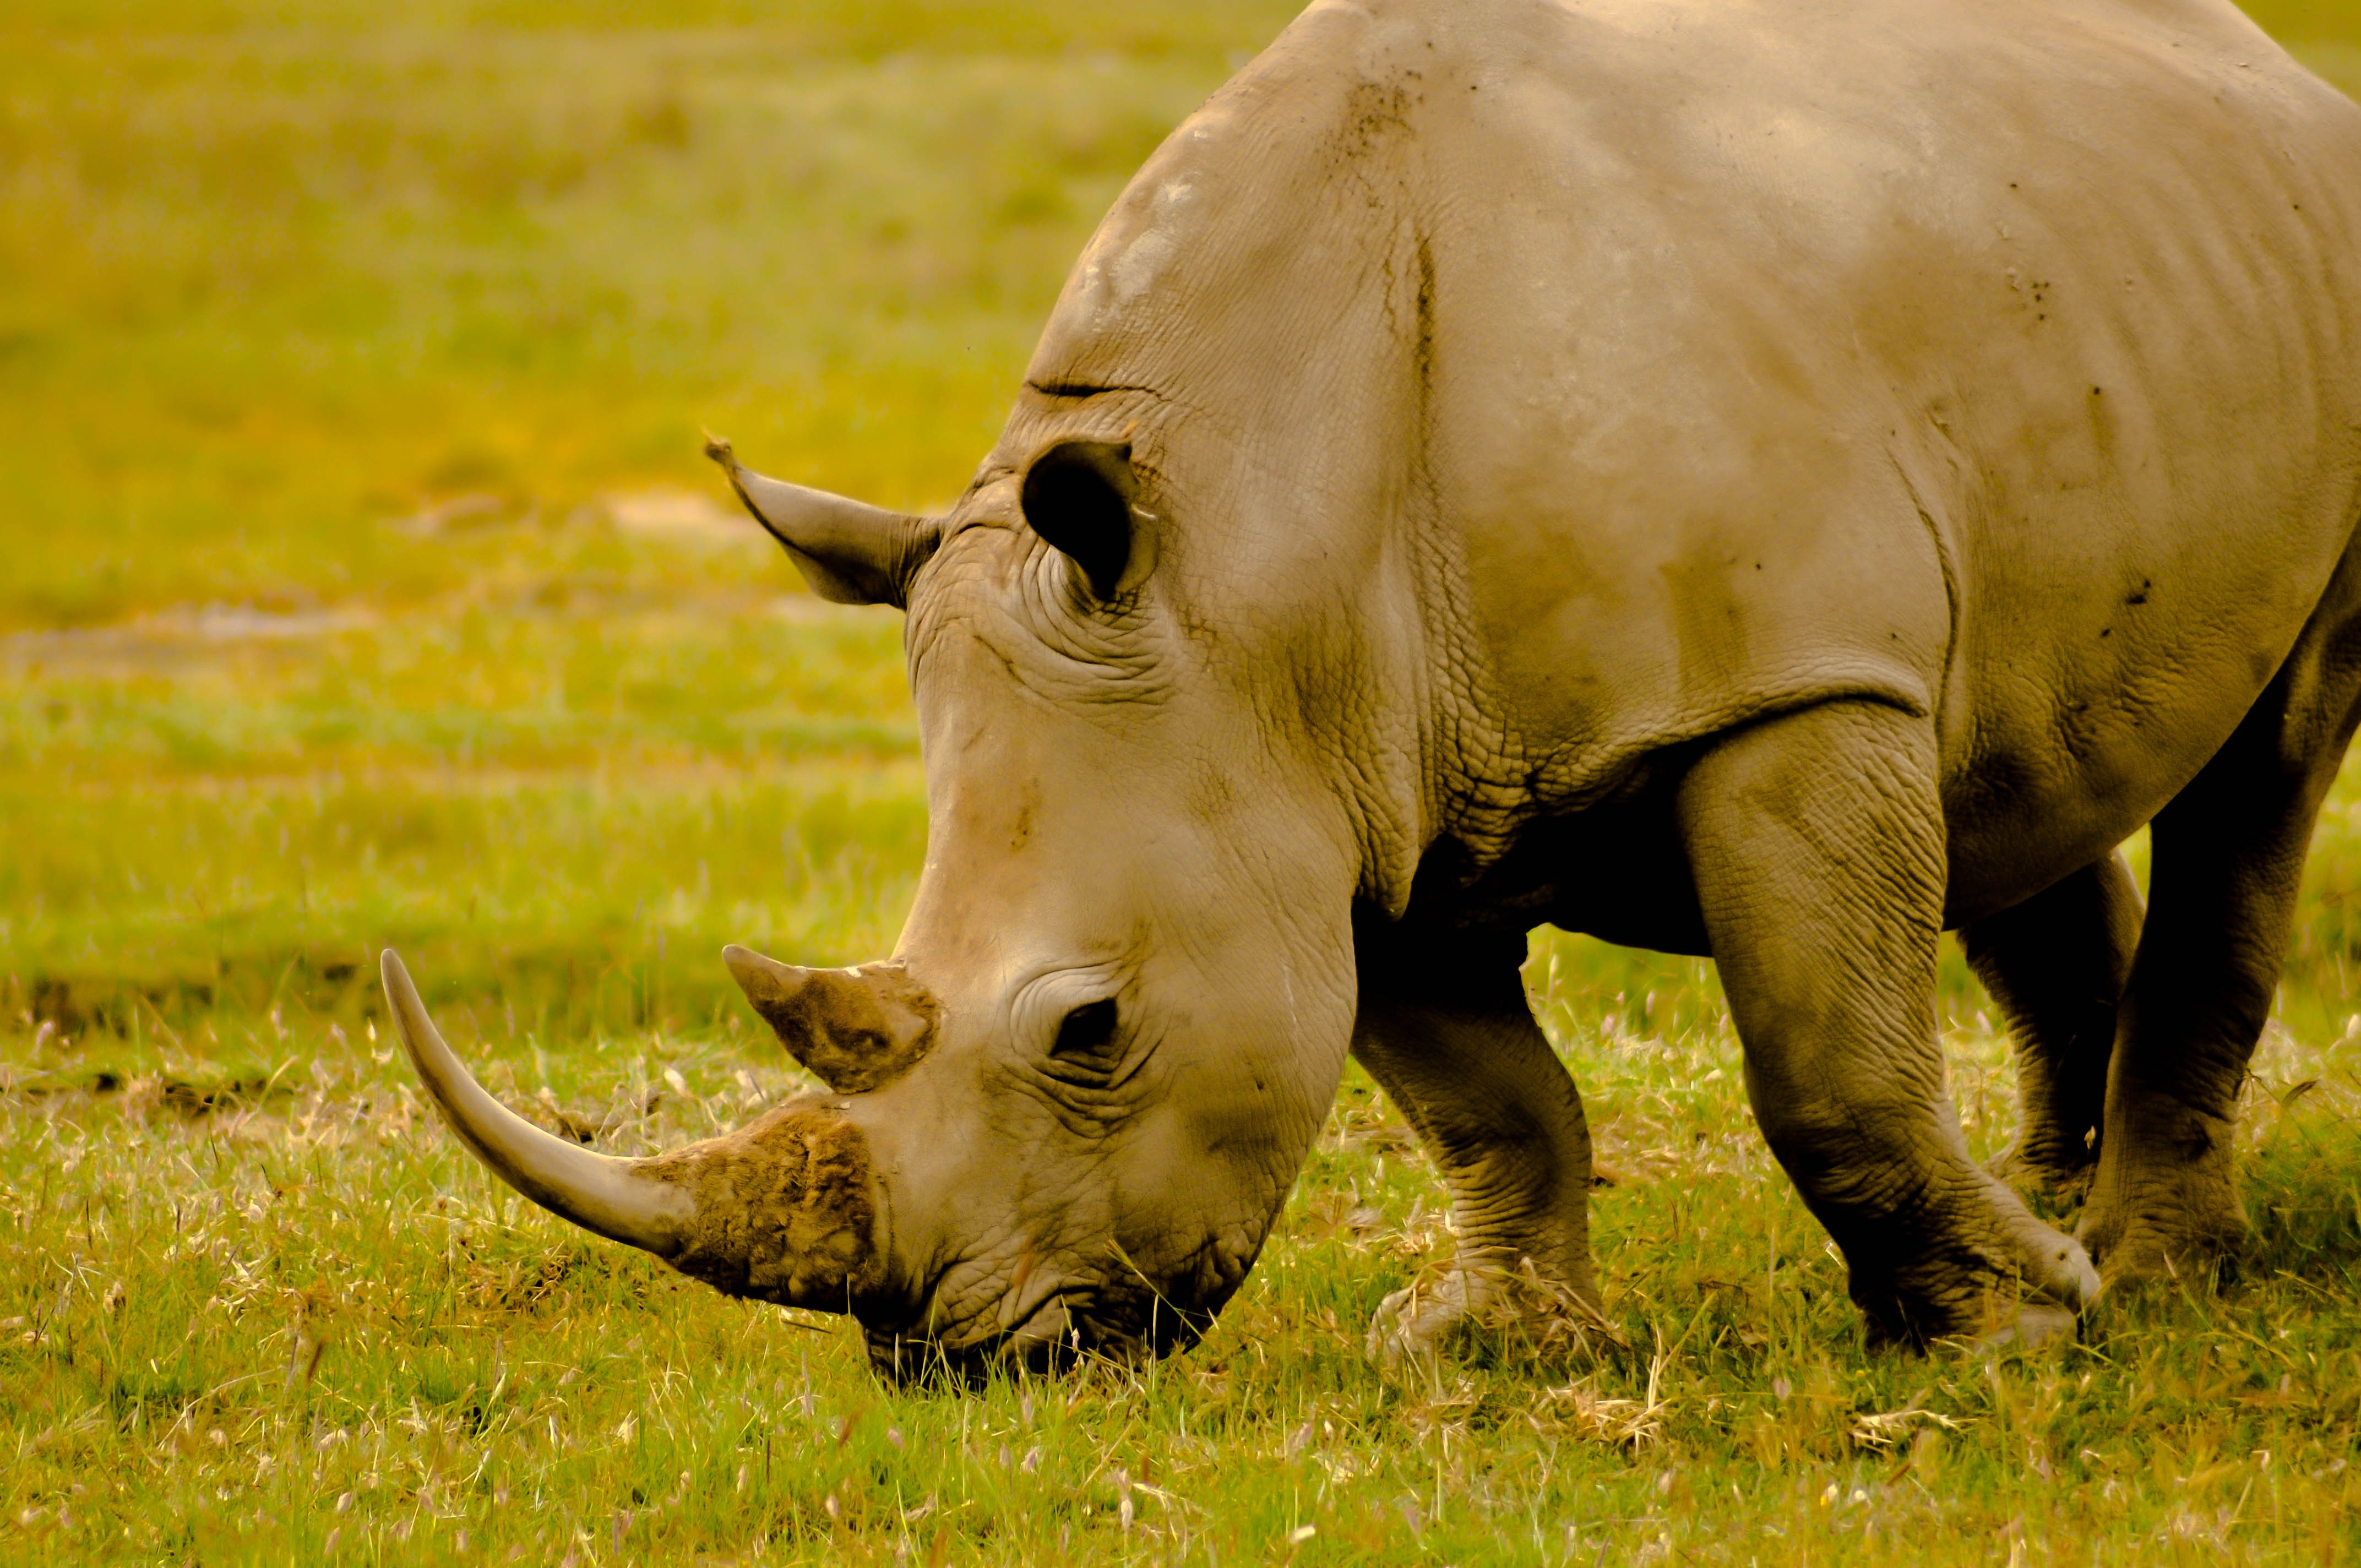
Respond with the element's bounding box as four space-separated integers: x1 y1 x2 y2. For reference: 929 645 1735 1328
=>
1337 78 1415 160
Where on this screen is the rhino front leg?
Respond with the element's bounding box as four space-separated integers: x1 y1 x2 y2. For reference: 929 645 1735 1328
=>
1679 700 2098 1346
1959 852 2143 1209
1348 923 1602 1367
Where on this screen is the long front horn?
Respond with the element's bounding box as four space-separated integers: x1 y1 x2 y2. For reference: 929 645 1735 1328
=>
703 435 939 608
381 950 693 1255
381 950 885 1310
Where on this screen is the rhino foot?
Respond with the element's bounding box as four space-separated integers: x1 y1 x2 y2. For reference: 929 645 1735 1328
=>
2076 1097 2247 1286
1364 1277 1466 1370
2077 1174 2246 1287
1850 1180 2102 1350
1365 1256 1619 1370
1935 1299 2082 1355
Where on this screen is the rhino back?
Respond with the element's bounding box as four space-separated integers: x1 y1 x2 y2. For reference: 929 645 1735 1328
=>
1016 0 2361 896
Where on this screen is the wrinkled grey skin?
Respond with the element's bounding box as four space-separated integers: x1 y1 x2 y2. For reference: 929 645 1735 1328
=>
396 0 2361 1371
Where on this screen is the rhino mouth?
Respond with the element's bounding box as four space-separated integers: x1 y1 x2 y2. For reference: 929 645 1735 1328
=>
863 1276 1212 1384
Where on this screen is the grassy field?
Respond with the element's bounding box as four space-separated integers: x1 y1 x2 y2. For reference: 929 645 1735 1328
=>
7 2 2361 1562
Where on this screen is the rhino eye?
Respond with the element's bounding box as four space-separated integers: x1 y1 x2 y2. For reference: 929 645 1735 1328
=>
1050 999 1120 1064
1021 440 1136 599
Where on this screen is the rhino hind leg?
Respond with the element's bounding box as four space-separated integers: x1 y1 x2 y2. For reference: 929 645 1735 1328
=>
2080 536 2361 1283
1347 923 1606 1368
1960 853 2144 1212
1679 700 2098 1347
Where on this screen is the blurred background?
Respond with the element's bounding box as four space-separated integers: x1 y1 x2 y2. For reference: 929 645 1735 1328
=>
3 1 2358 1057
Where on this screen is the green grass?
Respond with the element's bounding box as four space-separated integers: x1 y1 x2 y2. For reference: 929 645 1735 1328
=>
6 2 2361 1562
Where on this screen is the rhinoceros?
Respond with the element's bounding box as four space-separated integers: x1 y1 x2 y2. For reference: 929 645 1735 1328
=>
380 0 2361 1371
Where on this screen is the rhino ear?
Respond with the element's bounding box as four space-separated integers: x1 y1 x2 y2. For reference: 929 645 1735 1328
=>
704 436 940 609
1021 439 1149 599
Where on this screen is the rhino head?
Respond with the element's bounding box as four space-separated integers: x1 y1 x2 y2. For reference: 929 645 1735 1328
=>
385 32 1449 1376
387 423 1387 1379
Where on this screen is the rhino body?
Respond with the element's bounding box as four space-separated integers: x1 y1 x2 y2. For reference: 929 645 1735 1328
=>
388 0 2361 1366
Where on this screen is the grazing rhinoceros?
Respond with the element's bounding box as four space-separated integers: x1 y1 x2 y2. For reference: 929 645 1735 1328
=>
381 0 2361 1371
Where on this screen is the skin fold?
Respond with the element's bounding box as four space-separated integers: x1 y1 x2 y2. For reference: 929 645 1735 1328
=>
391 0 2361 1371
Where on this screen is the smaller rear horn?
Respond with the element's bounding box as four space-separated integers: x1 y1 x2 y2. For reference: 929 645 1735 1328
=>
724 946 942 1095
